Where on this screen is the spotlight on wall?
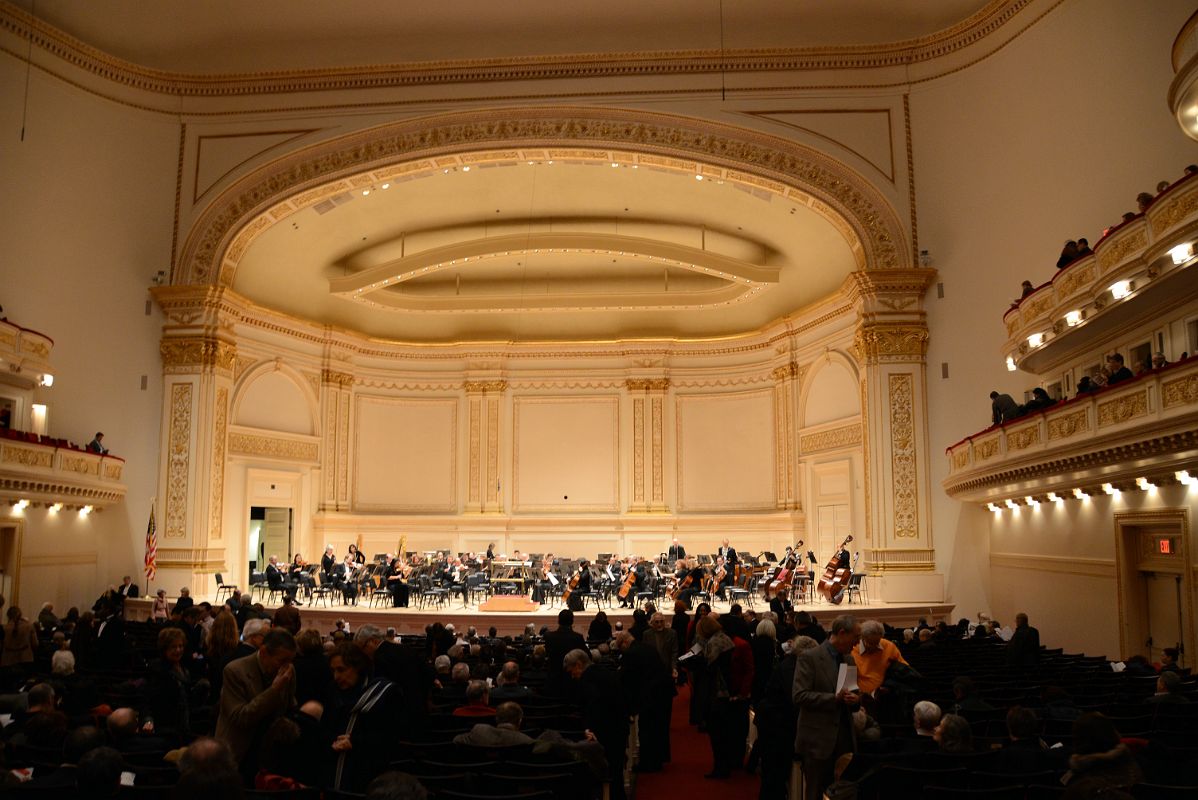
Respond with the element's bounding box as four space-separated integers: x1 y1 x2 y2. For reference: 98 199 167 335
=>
49 502 62 513
1047 492 1062 503
1065 310 1082 327
1025 496 1040 508
1176 470 1195 486
1005 499 1019 510
986 502 1000 513
1006 356 1017 372
39 373 53 387
1169 242 1194 265
1073 488 1090 500
1109 280 1132 300
1135 477 1156 492
1101 483 1119 497
13 499 29 511
79 505 93 516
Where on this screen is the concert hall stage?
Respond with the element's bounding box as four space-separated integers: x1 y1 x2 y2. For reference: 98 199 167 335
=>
124 595 955 637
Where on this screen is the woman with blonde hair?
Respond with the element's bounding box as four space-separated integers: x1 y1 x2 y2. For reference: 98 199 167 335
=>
205 609 240 702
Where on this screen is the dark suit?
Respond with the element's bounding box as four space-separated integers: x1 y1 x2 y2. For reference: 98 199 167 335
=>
544 625 586 695
265 563 297 602
793 640 856 800
620 640 672 771
373 639 433 722
667 544 686 563
577 665 629 800
1005 623 1040 671
118 582 140 600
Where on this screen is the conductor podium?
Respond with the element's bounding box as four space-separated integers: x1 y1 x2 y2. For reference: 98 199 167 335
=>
480 559 539 612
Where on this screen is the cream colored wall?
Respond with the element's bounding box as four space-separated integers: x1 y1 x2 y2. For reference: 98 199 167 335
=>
0 54 176 611
913 0 1198 635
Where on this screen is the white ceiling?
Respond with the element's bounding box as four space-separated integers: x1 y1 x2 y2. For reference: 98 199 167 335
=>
30 0 994 73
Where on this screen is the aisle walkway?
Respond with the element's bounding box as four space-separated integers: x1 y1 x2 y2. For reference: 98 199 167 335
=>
634 684 760 799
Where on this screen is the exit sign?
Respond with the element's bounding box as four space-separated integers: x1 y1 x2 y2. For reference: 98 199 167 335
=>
1160 538 1173 554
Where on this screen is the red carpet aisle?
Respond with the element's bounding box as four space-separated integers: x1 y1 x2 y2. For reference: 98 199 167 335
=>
633 684 760 799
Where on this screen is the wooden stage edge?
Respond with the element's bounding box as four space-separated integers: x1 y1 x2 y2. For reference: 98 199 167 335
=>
124 596 956 638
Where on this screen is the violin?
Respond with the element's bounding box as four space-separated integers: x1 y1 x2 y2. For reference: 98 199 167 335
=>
817 535 854 605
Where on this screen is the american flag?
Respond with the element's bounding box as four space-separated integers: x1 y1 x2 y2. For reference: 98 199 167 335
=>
144 501 157 581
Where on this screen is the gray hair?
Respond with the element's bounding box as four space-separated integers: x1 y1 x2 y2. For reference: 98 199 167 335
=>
792 635 819 654
914 700 942 731
434 654 451 671
496 701 523 728
451 662 470 681
353 624 385 645
51 650 75 676
465 680 488 704
830 614 859 636
563 648 591 671
242 618 270 641
861 620 884 638
756 620 776 640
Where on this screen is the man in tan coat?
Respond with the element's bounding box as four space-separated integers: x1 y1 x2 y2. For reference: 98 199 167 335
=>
215 627 297 775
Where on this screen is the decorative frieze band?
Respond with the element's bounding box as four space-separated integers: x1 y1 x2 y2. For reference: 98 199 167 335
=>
321 369 354 388
228 432 319 462
864 548 935 573
465 380 508 394
625 378 670 392
853 324 929 364
799 423 863 454
160 336 236 373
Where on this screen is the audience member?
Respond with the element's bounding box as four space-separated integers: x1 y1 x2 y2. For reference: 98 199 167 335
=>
1023 386 1057 413
989 391 1021 425
453 701 534 747
1146 670 1189 705
1005 612 1040 671
934 713 973 753
792 614 861 800
1076 237 1092 257
1064 713 1141 790
366 770 429 800
215 628 297 778
1056 240 1080 269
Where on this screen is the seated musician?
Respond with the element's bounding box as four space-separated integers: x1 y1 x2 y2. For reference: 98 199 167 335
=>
618 556 643 608
265 555 299 603
334 555 359 604
532 554 555 604
678 558 705 608
566 560 593 611
714 555 732 601
346 543 365 564
289 553 316 594
769 586 792 618
384 556 409 607
319 545 337 584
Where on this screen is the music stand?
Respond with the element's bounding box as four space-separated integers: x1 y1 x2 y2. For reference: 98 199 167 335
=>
697 554 713 565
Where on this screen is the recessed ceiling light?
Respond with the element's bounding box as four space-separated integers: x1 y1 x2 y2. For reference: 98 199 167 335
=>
362 189 370 196
462 166 470 172
381 183 390 189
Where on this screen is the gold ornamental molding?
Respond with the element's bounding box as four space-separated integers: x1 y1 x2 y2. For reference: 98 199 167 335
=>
1005 422 1041 452
1163 374 1198 409
853 324 929 364
771 362 801 382
1097 390 1150 428
321 369 354 388
152 546 227 572
864 548 935 573
228 431 319 462
160 336 237 373
0 1 1039 99
176 108 909 288
2 443 53 469
210 388 228 540
626 378 670 392
799 422 863 454
888 374 918 539
464 380 509 394
1046 408 1089 441
164 383 193 538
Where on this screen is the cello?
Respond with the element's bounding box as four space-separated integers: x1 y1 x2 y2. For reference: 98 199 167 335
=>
817 535 854 605
765 540 804 600
618 557 639 601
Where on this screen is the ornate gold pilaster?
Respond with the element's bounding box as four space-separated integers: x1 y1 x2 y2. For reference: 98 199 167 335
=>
153 287 240 591
464 381 507 513
626 379 670 512
771 363 801 511
319 368 355 511
843 269 938 577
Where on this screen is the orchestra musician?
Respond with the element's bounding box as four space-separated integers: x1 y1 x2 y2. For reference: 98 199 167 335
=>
320 545 337 584
718 538 739 566
334 555 359 604
667 537 687 563
289 553 315 599
485 542 496 561
265 555 298 603
676 558 705 608
532 554 556 605
384 555 410 608
346 543 366 565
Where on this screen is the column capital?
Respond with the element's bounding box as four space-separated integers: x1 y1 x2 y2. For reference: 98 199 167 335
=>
842 268 937 309
321 369 355 388
852 323 930 365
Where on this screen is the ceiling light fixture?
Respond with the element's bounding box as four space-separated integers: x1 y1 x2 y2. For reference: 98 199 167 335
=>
1135 477 1156 491
1027 333 1045 347
1065 310 1082 327
1047 492 1062 503
1169 243 1193 265
49 502 62 513
461 166 470 172
79 505 93 516
695 175 704 181
13 499 29 511
1073 488 1090 500
1025 496 1039 508
987 502 1000 512
1109 280 1131 299
381 183 390 190
1006 357 1017 371
1101 483 1119 496
1176 470 1194 486
362 189 370 196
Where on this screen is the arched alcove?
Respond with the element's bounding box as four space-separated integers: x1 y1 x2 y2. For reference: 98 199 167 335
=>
232 366 317 436
801 354 861 427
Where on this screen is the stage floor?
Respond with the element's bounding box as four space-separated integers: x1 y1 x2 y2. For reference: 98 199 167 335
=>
125 592 955 637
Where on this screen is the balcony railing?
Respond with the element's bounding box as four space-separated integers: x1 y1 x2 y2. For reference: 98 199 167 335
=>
0 318 54 388
944 357 1198 503
1002 174 1198 373
0 433 126 509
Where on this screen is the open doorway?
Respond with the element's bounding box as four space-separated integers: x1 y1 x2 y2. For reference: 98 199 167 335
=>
0 521 22 607
1115 510 1193 668
248 506 292 574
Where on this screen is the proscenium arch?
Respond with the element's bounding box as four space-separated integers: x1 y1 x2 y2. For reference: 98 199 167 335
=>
176 107 910 288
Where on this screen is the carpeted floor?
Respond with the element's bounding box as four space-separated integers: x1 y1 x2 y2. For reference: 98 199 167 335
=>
634 684 760 798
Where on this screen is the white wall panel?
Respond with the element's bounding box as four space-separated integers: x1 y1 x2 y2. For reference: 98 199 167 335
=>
353 396 457 512
513 397 619 513
676 390 775 511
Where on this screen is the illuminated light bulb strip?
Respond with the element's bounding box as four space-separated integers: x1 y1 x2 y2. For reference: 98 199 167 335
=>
985 476 1175 510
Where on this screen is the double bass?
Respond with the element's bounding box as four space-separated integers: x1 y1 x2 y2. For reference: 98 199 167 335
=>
817 535 854 605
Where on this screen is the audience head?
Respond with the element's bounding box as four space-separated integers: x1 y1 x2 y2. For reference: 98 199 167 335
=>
952 676 978 701
756 619 776 641
366 771 429 800
563 648 591 678
495 702 523 729
76 746 123 796
175 737 243 800
1015 612 1029 627
433 654 451 674
465 679 489 706
499 661 521 685
63 725 104 764
1162 647 1179 667
1006 706 1039 741
106 707 139 741
1157 670 1182 696
557 609 574 628
791 635 819 655
353 623 386 656
1072 712 1120 756
242 617 270 647
828 615 862 655
28 682 56 711
697 613 722 639
331 641 371 690
934 713 973 753
258 628 297 676
51 649 75 676
913 701 942 734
